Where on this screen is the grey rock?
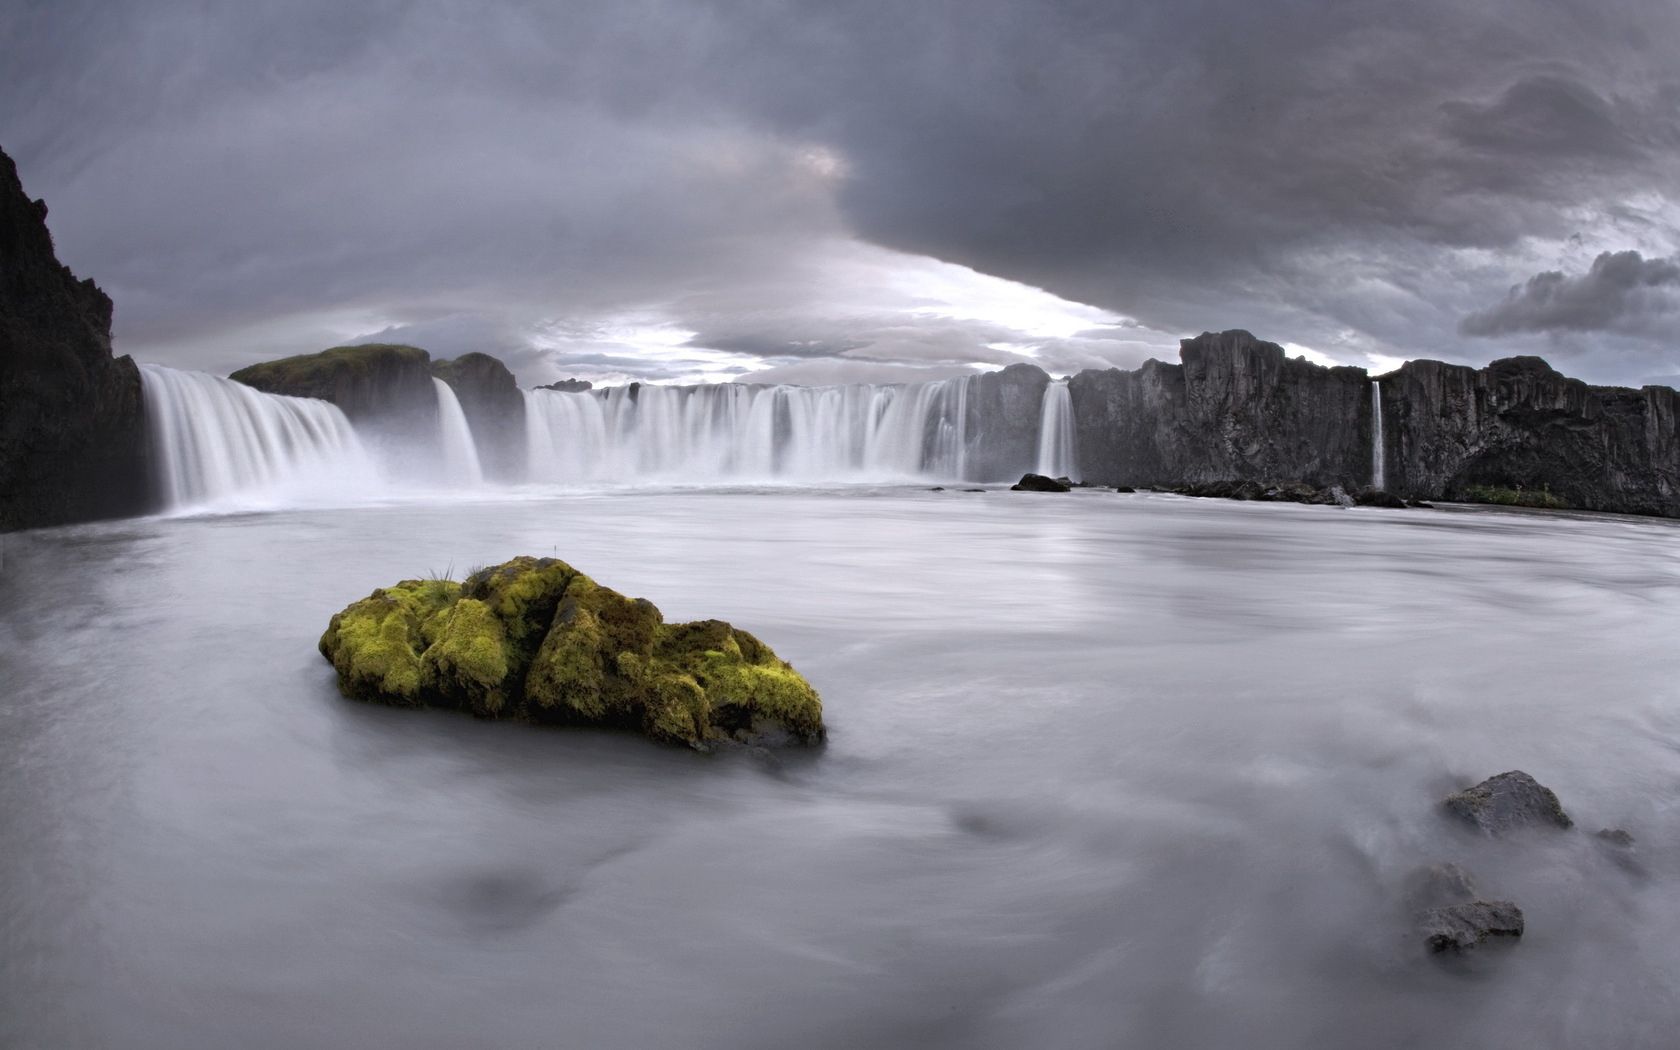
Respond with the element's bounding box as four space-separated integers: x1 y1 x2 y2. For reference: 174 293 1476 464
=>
1418 900 1525 953
1595 827 1635 848
1011 473 1072 492
1444 770 1573 834
536 377 592 392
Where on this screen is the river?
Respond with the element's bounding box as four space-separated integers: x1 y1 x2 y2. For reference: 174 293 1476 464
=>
2 489 1677 1049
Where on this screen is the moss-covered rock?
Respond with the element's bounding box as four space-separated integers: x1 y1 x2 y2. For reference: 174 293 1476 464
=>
319 557 824 750
318 578 460 705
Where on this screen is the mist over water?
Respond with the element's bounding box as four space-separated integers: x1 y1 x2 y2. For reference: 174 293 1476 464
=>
3 490 1677 1049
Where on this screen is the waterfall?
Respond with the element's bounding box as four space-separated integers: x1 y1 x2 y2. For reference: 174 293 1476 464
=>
141 364 379 510
432 378 484 485
1034 380 1075 479
523 375 979 484
1371 380 1386 490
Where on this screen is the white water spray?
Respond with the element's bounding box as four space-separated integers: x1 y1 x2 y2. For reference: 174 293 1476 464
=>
140 364 379 511
1035 380 1075 479
1371 380 1386 490
432 378 484 485
523 376 978 484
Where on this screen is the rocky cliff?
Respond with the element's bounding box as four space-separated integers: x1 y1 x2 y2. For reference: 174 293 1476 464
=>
1069 330 1371 489
431 352 526 481
1069 330 1680 518
0 147 150 531
1381 356 1679 515
962 362 1049 481
230 343 438 426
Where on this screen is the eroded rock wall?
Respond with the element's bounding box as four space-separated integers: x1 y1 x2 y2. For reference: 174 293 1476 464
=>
0 147 150 531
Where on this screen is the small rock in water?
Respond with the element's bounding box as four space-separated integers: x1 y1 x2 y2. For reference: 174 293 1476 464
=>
1113 485 1136 493
1418 900 1525 953
929 486 946 492
1596 827 1635 848
962 488 986 493
1443 770 1573 834
1355 489 1408 509
1404 863 1524 953
1011 473 1072 492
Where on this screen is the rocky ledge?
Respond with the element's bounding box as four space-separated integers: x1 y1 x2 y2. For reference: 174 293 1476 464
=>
1 145 150 530
319 556 824 750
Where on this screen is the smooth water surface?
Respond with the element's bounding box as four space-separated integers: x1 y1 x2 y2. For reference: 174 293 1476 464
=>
3 491 1678 1049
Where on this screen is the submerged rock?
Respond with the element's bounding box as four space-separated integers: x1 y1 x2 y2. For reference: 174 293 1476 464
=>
1418 900 1525 953
1596 827 1635 848
1443 770 1573 834
1355 489 1408 509
1011 473 1072 492
1404 863 1525 953
319 556 824 750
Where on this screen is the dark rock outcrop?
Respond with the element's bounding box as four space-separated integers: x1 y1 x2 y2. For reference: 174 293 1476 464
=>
1404 863 1524 953
1418 900 1525 953
537 377 593 392
1011 473 1071 492
1444 771 1573 835
319 556 825 751
962 363 1050 481
0 147 150 531
1066 331 1680 518
432 353 525 481
1382 356 1680 516
1170 479 1350 505
1069 331 1371 491
1354 489 1408 509
231 343 438 427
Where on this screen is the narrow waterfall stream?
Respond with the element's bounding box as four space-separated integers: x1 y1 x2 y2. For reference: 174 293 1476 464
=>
1034 379 1075 479
432 378 484 485
1371 380 1386 490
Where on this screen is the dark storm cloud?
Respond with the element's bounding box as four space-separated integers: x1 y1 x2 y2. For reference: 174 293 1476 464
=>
1462 251 1680 336
3 0 1678 384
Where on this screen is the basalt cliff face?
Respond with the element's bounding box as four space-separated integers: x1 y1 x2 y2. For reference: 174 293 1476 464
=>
1069 330 1680 517
230 343 438 426
1381 356 1679 515
0 148 150 531
961 362 1049 481
1069 331 1372 489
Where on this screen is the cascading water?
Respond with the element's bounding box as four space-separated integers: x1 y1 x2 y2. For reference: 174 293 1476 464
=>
140 364 379 511
1370 380 1386 490
432 378 484 485
1034 380 1075 479
523 375 978 484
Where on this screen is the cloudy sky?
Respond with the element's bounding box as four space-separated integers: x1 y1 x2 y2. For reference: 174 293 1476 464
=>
4 0 1678 387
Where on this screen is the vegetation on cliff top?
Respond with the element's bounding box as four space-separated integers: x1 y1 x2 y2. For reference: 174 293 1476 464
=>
318 556 824 750
230 343 431 389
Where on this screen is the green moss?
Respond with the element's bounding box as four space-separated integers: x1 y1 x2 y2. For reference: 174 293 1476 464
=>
230 343 431 390
525 594 608 717
316 579 456 705
422 598 513 716
463 556 582 653
1456 484 1570 510
320 556 824 749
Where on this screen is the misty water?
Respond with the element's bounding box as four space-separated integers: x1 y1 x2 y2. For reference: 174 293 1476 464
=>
3 489 1679 1049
